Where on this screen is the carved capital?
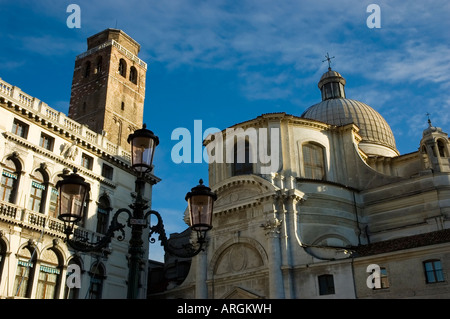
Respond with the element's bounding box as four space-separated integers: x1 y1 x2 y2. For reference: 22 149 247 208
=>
261 217 282 237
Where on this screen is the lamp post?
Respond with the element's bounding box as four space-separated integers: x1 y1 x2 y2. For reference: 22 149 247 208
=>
56 124 217 299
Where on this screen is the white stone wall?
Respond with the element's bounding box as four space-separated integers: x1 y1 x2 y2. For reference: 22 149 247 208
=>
0 79 156 299
159 111 450 299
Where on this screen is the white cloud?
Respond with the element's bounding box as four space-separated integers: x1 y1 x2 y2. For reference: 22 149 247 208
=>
12 0 450 117
0 60 25 70
19 35 84 57
39 0 445 104
371 42 450 85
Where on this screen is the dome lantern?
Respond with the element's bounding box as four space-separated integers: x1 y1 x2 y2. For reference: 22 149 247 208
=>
318 68 346 101
302 67 399 157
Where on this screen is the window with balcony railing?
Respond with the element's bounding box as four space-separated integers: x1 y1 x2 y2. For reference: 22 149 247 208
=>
96 195 111 235
28 169 48 214
0 157 21 204
48 188 59 218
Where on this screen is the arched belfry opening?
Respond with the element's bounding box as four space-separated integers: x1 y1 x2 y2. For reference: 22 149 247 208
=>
420 117 450 173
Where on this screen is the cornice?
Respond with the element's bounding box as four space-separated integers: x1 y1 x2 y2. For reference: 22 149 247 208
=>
3 132 116 187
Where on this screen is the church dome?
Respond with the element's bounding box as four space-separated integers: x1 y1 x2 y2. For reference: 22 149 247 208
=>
301 68 399 157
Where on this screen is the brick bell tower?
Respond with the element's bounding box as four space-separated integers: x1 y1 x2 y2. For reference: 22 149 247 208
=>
68 28 147 149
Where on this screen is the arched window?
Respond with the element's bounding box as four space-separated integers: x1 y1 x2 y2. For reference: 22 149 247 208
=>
84 61 91 78
65 257 83 299
28 168 49 213
118 59 127 78
36 248 62 299
129 66 138 84
13 245 37 298
88 262 106 299
96 195 111 235
232 140 253 176
437 140 447 157
95 56 102 74
302 143 326 180
0 157 21 204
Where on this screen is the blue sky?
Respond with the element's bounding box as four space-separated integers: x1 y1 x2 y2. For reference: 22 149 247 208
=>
1 0 450 261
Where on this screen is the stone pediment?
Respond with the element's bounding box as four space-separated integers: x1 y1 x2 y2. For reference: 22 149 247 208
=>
212 175 277 210
221 287 264 299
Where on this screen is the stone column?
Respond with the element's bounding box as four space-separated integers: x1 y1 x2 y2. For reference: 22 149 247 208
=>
195 245 208 298
283 190 301 299
262 217 284 298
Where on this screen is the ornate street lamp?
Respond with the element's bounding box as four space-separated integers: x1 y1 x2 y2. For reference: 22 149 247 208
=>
127 123 159 174
185 179 217 241
55 168 90 234
56 124 216 299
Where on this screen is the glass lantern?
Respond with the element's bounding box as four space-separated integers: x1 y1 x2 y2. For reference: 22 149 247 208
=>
127 124 159 174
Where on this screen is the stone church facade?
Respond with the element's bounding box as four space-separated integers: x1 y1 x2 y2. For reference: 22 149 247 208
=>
0 29 158 299
153 68 450 299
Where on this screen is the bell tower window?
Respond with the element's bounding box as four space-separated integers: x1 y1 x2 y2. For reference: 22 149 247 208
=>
437 140 447 157
84 61 91 78
118 59 127 78
129 66 138 84
95 56 102 74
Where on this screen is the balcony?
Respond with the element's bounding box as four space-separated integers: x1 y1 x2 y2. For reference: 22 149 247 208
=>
0 77 132 165
0 200 105 246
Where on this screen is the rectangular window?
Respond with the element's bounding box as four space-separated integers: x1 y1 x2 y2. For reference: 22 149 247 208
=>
36 265 60 299
13 261 32 297
302 143 325 180
101 163 113 180
48 188 59 218
81 153 93 170
380 267 390 289
318 274 335 295
89 278 103 299
424 260 445 283
96 209 109 234
28 181 44 212
0 170 17 202
12 119 29 139
39 133 54 151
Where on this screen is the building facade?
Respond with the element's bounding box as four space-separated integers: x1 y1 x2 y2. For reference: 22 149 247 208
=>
152 68 450 299
0 29 158 299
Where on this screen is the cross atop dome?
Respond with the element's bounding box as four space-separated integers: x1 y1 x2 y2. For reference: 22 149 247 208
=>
426 112 432 127
322 52 335 70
